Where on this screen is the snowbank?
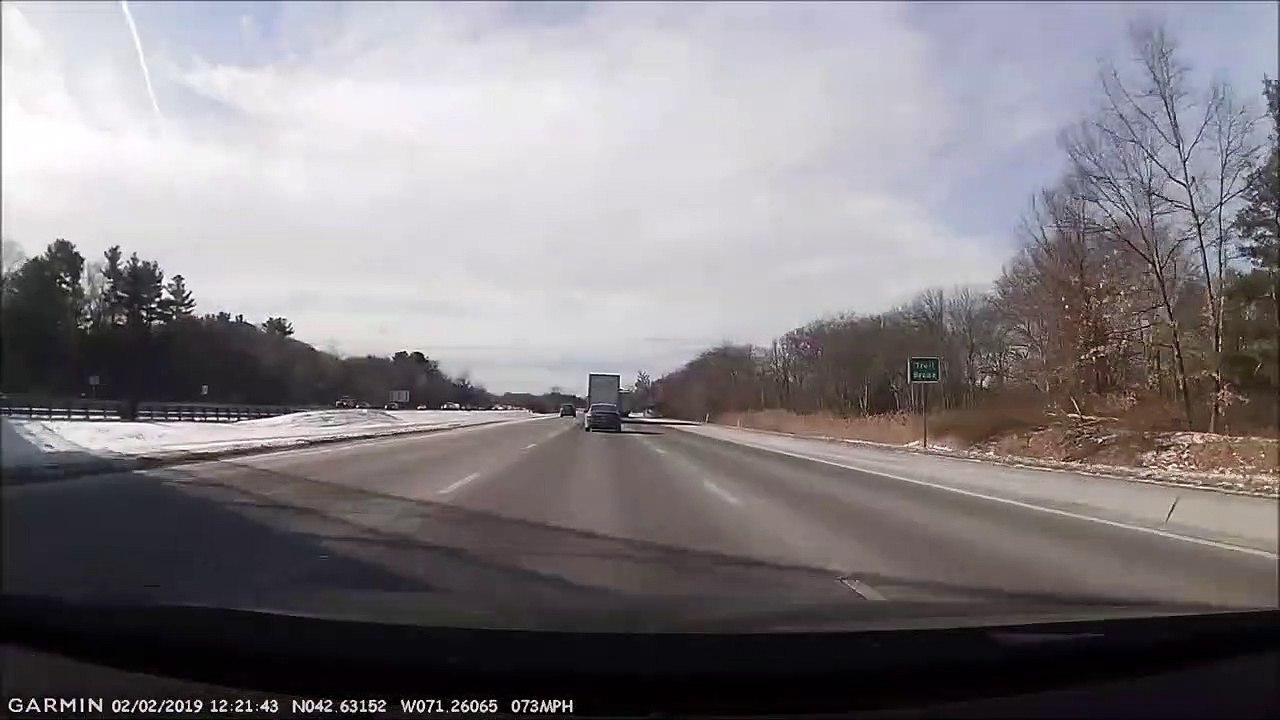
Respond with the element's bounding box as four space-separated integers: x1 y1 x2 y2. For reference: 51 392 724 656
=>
1 409 533 470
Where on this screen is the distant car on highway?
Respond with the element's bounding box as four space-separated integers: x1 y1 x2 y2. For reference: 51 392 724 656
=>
355 401 371 409
442 402 461 410
416 405 429 410
583 403 622 432
334 397 356 409
559 403 576 418
384 402 399 410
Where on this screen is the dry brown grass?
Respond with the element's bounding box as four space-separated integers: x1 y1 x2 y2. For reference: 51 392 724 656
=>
717 409 921 445
716 402 1279 480
929 402 1052 447
1116 396 1194 433
1073 392 1278 438
1221 401 1280 439
721 401 1055 449
717 403 1052 449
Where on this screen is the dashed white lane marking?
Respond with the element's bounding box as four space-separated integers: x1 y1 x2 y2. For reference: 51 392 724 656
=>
438 472 480 495
639 437 739 507
701 479 741 506
840 576 888 601
679 430 1279 560
524 443 537 450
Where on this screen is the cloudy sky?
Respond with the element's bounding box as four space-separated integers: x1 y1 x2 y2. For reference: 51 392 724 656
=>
2 1 1276 393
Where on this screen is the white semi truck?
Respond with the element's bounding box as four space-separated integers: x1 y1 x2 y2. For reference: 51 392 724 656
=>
586 373 621 409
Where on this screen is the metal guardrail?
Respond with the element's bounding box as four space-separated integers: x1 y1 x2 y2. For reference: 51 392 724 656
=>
0 396 319 423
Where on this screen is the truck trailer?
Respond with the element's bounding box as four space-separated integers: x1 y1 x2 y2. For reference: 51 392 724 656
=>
586 373 622 410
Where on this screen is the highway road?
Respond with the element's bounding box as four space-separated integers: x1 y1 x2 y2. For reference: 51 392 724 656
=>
3 415 1276 622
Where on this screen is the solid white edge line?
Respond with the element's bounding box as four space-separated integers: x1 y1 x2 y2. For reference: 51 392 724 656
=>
438 472 480 495
681 429 1279 560
639 437 735 504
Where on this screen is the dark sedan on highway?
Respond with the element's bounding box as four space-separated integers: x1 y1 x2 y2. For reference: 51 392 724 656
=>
583 403 622 432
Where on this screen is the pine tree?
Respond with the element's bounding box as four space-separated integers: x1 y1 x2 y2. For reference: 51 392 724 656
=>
101 246 125 326
105 252 166 329
1 240 87 392
161 274 196 321
262 316 294 336
1233 77 1279 341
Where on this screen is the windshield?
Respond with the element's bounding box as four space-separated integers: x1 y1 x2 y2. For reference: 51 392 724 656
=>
1 0 1276 642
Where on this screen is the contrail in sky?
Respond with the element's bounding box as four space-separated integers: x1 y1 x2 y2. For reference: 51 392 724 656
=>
119 0 165 131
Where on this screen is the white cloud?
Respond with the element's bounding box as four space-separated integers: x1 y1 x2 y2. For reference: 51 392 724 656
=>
3 1 1273 391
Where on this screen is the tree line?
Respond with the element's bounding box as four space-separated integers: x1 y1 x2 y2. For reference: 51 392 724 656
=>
651 24 1279 435
0 238 572 412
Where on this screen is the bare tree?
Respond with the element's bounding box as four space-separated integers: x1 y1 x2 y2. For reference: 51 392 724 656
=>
82 260 112 329
650 24 1273 436
1084 22 1260 429
1061 26 1199 426
946 287 979 377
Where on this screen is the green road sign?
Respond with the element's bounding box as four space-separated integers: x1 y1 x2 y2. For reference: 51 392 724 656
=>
908 357 940 383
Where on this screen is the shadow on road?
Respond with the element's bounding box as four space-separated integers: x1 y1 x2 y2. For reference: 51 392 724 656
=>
3 458 1196 628
1 419 130 488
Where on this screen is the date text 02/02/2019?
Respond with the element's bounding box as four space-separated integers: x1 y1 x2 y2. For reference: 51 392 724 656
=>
8 698 221 715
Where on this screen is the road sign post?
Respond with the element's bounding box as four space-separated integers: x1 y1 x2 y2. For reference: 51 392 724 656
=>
907 357 940 449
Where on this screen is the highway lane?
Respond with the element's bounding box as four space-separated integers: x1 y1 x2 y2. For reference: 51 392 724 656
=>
3 415 1275 621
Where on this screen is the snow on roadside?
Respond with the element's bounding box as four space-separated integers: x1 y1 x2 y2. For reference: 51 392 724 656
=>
712 422 1277 497
1 410 533 469
905 435 1275 497
1160 431 1276 445
964 448 1277 497
903 439 958 452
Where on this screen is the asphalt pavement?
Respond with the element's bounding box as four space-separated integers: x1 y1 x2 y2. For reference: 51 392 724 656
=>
3 416 1276 620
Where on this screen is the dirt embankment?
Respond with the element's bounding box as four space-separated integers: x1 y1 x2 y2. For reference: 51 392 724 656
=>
715 407 1279 495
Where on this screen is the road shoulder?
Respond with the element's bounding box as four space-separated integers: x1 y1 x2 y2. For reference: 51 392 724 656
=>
673 423 1279 555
